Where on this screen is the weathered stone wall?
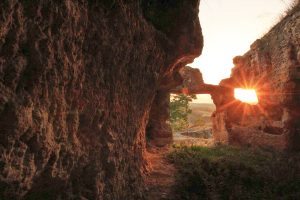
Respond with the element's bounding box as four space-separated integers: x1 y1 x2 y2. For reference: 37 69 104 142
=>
0 0 202 199
146 91 173 146
171 66 221 95
212 3 300 151
146 66 211 146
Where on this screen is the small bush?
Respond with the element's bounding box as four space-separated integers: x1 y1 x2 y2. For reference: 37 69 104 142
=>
168 146 300 200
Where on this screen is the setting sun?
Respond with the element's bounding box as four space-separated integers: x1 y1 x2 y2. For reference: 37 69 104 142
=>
234 88 258 104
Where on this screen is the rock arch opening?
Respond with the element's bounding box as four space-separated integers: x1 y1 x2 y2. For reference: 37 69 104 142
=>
145 0 300 152
171 93 216 147
146 66 218 147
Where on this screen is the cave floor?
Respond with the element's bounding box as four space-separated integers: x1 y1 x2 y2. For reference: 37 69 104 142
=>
144 146 176 200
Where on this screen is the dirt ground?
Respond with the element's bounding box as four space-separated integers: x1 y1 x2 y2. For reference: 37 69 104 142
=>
144 146 176 200
144 132 215 200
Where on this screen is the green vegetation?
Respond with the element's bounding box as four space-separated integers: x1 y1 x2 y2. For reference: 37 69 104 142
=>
283 0 300 16
168 146 300 200
170 94 196 132
261 0 300 38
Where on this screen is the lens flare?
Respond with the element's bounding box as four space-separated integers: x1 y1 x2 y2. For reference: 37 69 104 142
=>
234 88 258 105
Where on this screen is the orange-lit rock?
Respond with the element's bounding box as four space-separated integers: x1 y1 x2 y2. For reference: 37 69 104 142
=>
212 3 300 151
147 66 217 147
171 66 212 94
0 0 202 199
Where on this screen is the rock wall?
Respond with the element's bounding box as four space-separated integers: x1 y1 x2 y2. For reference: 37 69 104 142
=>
146 66 212 147
0 0 202 199
171 66 219 94
146 91 173 146
212 3 300 151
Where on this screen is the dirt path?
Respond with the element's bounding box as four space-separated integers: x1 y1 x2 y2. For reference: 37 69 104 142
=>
144 146 176 200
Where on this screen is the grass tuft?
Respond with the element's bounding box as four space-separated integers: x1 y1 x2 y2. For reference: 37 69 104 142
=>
168 145 300 200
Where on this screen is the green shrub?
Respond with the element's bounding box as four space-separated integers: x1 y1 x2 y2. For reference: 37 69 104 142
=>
168 146 300 199
169 94 196 132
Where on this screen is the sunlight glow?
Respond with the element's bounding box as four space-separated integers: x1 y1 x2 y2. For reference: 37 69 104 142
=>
234 88 258 105
190 0 295 85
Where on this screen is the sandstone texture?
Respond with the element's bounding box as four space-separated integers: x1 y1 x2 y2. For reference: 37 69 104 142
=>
0 0 202 199
146 91 173 147
212 3 300 151
146 65 216 146
146 65 221 147
171 66 219 95
146 69 183 147
146 66 203 146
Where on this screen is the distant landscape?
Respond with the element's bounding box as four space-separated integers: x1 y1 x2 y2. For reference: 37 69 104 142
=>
173 103 216 146
188 103 215 131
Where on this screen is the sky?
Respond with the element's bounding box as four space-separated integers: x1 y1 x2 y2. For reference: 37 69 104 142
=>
190 0 295 104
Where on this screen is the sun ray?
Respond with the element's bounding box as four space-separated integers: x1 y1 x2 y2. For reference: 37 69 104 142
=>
234 88 258 104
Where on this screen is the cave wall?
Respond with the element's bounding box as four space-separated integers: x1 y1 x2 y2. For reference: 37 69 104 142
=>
212 3 300 151
0 0 202 199
146 0 204 146
146 91 173 146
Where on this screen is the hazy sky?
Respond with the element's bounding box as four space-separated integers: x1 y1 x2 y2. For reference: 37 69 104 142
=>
190 0 294 103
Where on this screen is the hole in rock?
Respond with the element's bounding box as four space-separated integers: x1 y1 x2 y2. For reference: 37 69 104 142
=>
234 88 258 105
170 94 215 147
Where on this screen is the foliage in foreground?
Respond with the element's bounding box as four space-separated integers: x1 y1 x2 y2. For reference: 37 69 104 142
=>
168 146 300 200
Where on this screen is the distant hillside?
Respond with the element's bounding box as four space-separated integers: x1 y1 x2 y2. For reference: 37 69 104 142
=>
188 103 215 130
190 103 215 115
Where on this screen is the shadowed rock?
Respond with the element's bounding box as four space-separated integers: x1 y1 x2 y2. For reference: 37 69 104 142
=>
0 0 202 199
170 66 221 95
146 65 223 147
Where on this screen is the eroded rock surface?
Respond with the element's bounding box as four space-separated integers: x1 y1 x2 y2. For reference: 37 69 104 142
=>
0 0 202 199
147 91 173 146
212 3 300 151
146 65 215 146
171 66 219 94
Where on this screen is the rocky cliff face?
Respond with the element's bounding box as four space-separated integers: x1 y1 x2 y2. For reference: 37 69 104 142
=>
170 66 219 95
0 0 202 199
146 65 215 146
212 3 300 151
146 91 173 146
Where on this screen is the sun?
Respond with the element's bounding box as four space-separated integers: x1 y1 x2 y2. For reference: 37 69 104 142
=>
234 88 258 105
